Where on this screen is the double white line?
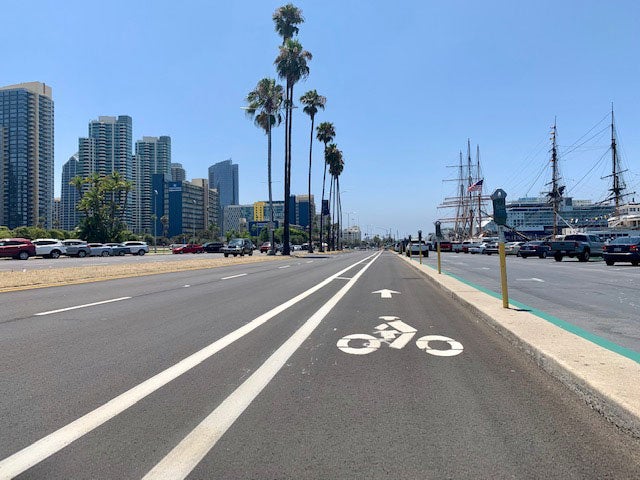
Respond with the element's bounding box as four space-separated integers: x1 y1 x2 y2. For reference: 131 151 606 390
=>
0 252 381 479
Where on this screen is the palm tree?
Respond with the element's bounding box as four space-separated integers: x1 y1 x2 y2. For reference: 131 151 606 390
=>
275 37 312 255
245 78 284 255
273 4 304 44
325 144 342 250
316 122 335 251
299 90 326 253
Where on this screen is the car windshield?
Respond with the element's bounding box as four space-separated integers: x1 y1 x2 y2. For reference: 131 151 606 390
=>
610 237 640 245
229 239 243 246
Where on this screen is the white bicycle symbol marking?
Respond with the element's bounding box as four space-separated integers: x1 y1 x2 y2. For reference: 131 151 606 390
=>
337 317 463 357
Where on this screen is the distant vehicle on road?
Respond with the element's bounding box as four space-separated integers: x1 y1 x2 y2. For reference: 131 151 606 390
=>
519 241 551 259
505 241 525 255
122 241 149 256
483 242 499 255
451 242 463 253
203 242 224 253
549 234 604 262
222 238 254 257
259 242 272 253
172 243 204 254
32 238 66 259
602 236 640 266
0 238 36 260
61 239 91 258
87 243 112 257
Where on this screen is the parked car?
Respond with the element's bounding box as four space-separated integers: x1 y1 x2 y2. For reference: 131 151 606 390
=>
61 239 91 258
259 242 272 253
122 241 149 255
549 234 604 262
406 241 429 257
222 238 254 257
0 238 36 260
468 242 487 254
505 241 525 255
172 243 204 254
105 243 129 256
602 236 640 266
87 243 112 257
519 241 551 259
451 242 464 253
483 242 499 255
32 238 67 259
203 241 224 253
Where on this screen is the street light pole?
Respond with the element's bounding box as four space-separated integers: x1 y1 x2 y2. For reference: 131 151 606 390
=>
192 199 196 242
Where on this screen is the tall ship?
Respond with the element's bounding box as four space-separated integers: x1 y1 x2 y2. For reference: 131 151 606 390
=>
437 139 490 240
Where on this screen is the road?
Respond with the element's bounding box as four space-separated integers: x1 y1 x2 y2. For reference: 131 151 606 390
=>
408 250 640 354
1 251 639 478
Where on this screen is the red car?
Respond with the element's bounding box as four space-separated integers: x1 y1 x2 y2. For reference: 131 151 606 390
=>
259 242 272 253
172 243 204 254
0 238 36 260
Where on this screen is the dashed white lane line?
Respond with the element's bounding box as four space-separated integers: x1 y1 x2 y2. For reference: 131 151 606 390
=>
516 277 545 282
34 297 132 316
306 261 314 264
221 273 248 280
278 265 291 269
0 253 379 479
142 251 382 480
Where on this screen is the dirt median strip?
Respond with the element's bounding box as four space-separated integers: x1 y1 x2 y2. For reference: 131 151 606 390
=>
0 255 284 292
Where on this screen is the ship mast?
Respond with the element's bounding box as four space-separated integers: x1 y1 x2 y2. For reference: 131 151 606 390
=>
476 145 482 237
467 139 474 237
549 120 563 238
610 107 623 215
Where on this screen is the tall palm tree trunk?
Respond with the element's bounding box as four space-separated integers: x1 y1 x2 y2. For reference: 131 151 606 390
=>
337 176 341 249
282 85 291 255
319 156 327 252
327 174 334 250
267 118 276 255
307 115 315 253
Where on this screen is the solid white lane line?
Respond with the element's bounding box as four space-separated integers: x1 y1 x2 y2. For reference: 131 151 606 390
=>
34 297 132 316
221 273 247 280
278 265 290 269
0 253 378 479
143 251 382 479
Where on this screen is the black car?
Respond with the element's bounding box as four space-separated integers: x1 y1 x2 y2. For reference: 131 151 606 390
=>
519 241 551 259
603 236 640 266
203 241 224 253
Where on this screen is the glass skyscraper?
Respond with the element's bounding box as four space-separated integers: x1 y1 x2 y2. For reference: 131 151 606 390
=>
208 159 239 232
0 82 54 229
60 153 80 231
132 136 171 233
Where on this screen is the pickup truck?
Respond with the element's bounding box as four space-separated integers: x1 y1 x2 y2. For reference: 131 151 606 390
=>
549 234 604 262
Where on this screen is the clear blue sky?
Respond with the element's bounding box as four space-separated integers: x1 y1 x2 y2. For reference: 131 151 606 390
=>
2 0 639 238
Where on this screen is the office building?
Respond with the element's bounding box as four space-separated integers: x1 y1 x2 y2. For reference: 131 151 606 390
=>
53 198 61 229
132 136 171 233
293 194 316 228
0 82 54 228
171 162 185 182
152 174 220 239
60 153 80 230
208 159 238 231
223 204 254 233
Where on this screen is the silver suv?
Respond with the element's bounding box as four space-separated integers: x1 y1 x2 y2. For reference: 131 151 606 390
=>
222 238 254 257
122 241 149 255
32 238 67 259
61 239 91 258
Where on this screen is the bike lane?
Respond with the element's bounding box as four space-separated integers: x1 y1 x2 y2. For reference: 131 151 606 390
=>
190 251 640 479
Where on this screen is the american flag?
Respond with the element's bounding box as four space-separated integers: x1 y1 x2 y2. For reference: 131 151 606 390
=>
468 179 483 192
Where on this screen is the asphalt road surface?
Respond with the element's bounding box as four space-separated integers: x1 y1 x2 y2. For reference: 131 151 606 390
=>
1 251 639 479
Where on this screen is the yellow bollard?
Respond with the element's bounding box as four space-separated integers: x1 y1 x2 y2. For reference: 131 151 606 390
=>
419 242 423 264
499 240 509 308
437 241 441 274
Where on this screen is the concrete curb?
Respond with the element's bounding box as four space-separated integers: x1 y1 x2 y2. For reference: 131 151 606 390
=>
397 251 640 438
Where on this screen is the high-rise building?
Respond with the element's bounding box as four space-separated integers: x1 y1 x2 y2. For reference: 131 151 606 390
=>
78 115 133 224
171 163 186 182
0 82 54 229
60 153 80 230
53 198 61 229
208 159 239 231
132 136 171 233
293 194 316 228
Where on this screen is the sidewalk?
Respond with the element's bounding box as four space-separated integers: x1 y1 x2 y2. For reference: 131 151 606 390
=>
398 251 640 438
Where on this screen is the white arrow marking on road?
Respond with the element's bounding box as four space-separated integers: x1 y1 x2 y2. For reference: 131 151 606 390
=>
378 316 399 321
372 289 400 299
